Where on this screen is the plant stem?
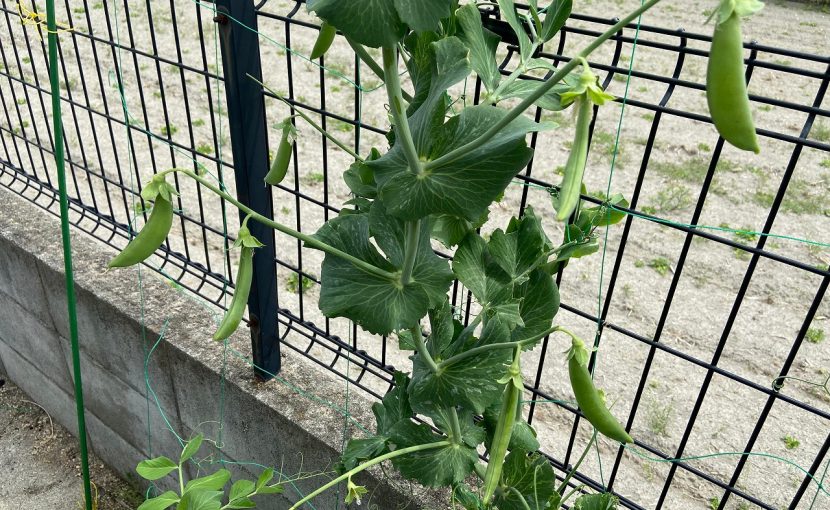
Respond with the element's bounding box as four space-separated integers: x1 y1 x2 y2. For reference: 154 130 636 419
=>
560 484 586 507
249 75 362 161
400 219 421 285
160 168 398 281
287 441 451 510
347 38 414 103
381 45 423 286
381 46 422 174
447 407 463 444
411 324 439 373
507 487 533 510
178 464 185 495
423 0 662 171
438 326 560 370
556 430 597 495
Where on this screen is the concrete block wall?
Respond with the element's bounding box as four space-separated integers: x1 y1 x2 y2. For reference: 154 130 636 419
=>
0 188 446 509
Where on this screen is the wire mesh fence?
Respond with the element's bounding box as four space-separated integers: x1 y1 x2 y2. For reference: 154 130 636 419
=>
1 0 829 508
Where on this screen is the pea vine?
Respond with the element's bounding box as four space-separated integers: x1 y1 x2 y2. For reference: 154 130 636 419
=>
111 0 764 508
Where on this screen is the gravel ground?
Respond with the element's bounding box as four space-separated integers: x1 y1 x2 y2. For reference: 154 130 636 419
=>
0 376 144 510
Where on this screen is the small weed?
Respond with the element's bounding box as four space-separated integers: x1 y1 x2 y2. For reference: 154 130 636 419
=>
280 206 291 215
782 435 800 450
648 257 671 276
16 98 26 105
646 397 674 436
613 73 627 83
22 56 31 64
820 158 830 169
192 118 205 127
73 6 86 14
806 327 825 344
697 142 711 152
285 273 314 294
708 498 720 510
641 112 654 122
161 123 178 137
813 122 830 143
304 172 325 184
758 104 773 112
645 184 693 213
196 143 213 155
634 259 645 268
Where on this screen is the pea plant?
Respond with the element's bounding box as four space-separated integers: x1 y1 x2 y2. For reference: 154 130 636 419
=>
110 0 762 508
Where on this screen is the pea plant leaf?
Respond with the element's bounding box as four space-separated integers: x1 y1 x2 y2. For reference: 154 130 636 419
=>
307 0 405 48
312 212 452 335
511 269 559 348
373 371 414 435
498 0 533 62
499 78 573 111
393 0 452 32
176 489 223 510
540 0 572 43
493 450 556 510
378 105 548 221
431 408 486 447
409 319 513 414
184 469 231 493
137 491 180 510
337 436 389 473
136 456 177 481
388 420 478 487
456 2 502 93
573 492 619 510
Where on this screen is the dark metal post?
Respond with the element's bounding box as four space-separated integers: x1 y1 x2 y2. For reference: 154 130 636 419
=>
214 0 280 379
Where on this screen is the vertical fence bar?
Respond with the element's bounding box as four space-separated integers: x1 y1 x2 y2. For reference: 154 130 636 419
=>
214 0 280 379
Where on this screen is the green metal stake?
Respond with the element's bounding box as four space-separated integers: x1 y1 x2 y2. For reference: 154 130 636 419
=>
44 2 93 509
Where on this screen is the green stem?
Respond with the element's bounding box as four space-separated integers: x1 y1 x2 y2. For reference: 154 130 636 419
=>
287 441 451 510
423 0 662 171
400 219 421 285
487 40 539 105
249 75 362 161
411 324 438 373
507 487 533 510
559 484 586 507
381 46 422 174
160 168 398 281
556 430 597 495
347 38 414 103
447 407 463 444
178 464 185 495
438 326 560 370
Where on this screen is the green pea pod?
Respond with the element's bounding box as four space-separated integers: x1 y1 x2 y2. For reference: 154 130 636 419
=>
108 196 174 268
568 338 633 444
310 21 336 60
213 246 254 341
556 97 592 221
264 135 293 185
706 4 761 153
482 352 522 504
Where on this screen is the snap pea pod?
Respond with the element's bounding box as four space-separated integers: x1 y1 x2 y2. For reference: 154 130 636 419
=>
108 196 173 268
310 21 336 60
568 337 633 444
706 0 762 153
482 348 522 504
213 222 263 341
556 97 592 221
264 117 297 186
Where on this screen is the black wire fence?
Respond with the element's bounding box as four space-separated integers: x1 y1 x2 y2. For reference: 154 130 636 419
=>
1 0 829 509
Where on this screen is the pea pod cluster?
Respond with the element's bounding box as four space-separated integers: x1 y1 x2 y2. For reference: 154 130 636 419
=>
109 175 178 268
556 59 615 221
567 337 633 444
213 221 264 341
706 0 763 153
264 117 298 186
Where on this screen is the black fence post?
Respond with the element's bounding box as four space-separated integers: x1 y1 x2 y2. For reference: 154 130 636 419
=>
213 0 280 380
